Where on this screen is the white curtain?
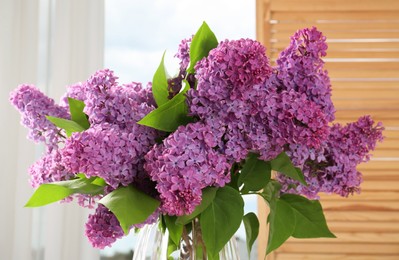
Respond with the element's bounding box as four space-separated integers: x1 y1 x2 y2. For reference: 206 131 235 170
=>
0 0 104 259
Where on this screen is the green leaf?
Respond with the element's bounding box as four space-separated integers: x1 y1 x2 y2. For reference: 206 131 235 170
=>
187 22 218 74
238 153 271 193
271 152 307 185
261 180 282 203
280 194 336 238
25 177 104 207
266 198 295 254
152 51 170 106
176 187 218 225
243 212 259 258
138 82 194 132
67 98 90 129
164 215 183 246
25 184 72 207
46 115 86 137
167 236 178 259
200 186 244 259
99 186 160 234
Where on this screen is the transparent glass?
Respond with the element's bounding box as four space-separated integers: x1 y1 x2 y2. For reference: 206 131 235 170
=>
132 219 240 260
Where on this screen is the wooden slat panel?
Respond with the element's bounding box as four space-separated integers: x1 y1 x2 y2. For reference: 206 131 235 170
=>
323 210 399 221
277 243 399 254
329 70 399 78
287 232 399 243
361 170 399 178
271 11 399 21
272 22 399 31
332 89 399 99
270 1 399 12
358 161 399 170
331 81 399 89
333 99 399 109
334 110 399 122
326 62 399 70
275 253 399 260
320 191 399 201
356 180 399 191
258 1 399 259
321 201 399 211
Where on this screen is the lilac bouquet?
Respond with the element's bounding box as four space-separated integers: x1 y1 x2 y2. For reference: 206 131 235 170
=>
10 22 383 258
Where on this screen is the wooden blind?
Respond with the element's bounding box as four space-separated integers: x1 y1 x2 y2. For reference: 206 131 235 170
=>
256 0 399 259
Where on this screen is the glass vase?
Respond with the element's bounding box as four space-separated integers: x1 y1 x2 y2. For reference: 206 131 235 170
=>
132 218 240 260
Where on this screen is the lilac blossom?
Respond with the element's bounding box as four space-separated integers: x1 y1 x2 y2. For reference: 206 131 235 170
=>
274 27 335 121
188 36 330 162
175 37 192 71
144 122 231 216
9 84 70 152
278 116 384 198
83 70 154 128
194 38 272 98
61 123 157 189
28 150 74 188
85 204 124 249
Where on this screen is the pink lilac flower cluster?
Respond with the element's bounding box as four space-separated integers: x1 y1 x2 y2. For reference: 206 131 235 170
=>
144 122 230 216
10 84 70 152
10 27 384 250
273 27 335 121
187 35 331 163
278 116 384 198
85 204 125 249
175 36 192 70
61 123 151 189
10 69 161 248
28 150 73 188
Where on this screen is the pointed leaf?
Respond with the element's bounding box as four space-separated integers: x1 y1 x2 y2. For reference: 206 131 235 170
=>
164 215 183 246
243 212 259 258
176 187 218 225
138 82 194 132
25 177 104 207
67 98 90 129
46 115 85 137
200 186 244 259
238 153 271 193
271 152 306 185
266 198 295 254
152 51 170 106
167 236 178 259
25 184 73 207
281 194 336 238
187 22 218 74
261 180 282 203
99 186 160 234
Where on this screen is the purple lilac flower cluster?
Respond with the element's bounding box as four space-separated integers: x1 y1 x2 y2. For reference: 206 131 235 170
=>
85 204 125 249
10 69 161 248
187 35 331 162
278 116 384 199
175 36 192 70
28 150 73 188
61 123 148 189
144 122 230 216
10 84 70 152
273 27 335 121
10 26 384 250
